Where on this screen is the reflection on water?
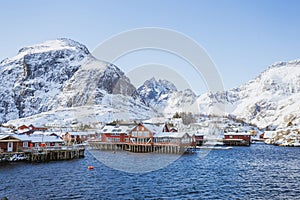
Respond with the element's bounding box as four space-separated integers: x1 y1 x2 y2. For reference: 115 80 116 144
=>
89 149 181 173
0 144 299 199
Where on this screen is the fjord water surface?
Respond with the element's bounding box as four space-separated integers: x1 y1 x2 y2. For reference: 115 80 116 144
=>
1 144 299 199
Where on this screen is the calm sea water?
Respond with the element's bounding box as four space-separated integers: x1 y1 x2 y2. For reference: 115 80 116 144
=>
0 144 299 199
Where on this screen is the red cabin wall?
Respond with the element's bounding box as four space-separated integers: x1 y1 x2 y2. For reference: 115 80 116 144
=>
225 135 251 141
0 142 22 152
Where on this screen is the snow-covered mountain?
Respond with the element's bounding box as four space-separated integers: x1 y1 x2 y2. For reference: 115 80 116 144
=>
137 78 177 107
137 78 198 116
0 39 155 125
138 60 300 129
2 38 300 128
197 60 300 128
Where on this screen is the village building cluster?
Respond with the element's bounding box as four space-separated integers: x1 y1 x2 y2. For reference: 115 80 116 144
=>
4 115 290 162
89 122 199 153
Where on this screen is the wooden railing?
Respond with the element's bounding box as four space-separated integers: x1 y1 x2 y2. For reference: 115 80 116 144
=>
20 145 85 152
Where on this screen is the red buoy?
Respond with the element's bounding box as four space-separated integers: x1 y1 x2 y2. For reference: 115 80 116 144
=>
88 166 94 170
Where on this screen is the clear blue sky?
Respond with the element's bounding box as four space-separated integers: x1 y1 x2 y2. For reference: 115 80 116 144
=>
1 0 300 94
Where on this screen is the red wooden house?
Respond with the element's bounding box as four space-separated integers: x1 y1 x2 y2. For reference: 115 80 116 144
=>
129 123 162 145
0 135 22 152
17 124 47 135
223 132 251 146
28 124 47 132
195 132 204 146
99 124 134 143
18 125 32 135
153 132 195 146
15 134 64 148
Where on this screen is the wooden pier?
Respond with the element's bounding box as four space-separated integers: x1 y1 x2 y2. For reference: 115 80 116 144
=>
222 139 250 146
0 152 27 162
88 141 196 154
22 145 85 162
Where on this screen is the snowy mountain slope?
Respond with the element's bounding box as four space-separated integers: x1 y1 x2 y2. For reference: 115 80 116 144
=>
197 60 300 128
0 39 155 124
137 78 197 116
7 97 155 127
0 38 89 122
57 56 139 108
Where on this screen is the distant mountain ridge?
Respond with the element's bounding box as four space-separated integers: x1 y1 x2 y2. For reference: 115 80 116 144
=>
197 59 300 128
1 38 300 129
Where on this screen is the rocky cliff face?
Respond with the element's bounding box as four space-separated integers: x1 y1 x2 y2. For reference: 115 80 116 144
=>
137 78 197 116
0 39 89 122
57 56 139 108
137 78 177 107
0 39 152 123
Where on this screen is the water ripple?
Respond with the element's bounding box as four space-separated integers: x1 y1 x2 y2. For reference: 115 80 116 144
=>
0 144 299 199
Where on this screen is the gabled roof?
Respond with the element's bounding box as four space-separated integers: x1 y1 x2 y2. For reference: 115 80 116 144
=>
18 125 29 130
18 128 31 134
142 123 164 134
101 124 135 134
66 132 91 136
0 134 21 142
14 134 64 143
195 132 204 136
154 132 191 138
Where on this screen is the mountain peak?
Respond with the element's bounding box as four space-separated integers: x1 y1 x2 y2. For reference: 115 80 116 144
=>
142 78 177 92
0 38 89 66
137 78 197 114
17 38 89 56
268 59 300 69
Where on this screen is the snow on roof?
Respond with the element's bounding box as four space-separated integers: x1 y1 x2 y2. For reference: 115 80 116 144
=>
14 134 63 143
154 132 190 138
18 128 31 134
101 124 134 134
224 132 251 136
0 134 21 141
30 135 64 143
13 134 31 141
195 132 205 136
0 134 12 140
67 132 91 136
143 123 163 134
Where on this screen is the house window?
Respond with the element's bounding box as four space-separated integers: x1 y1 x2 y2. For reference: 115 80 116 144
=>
143 131 149 137
23 142 28 148
132 131 138 136
137 131 143 137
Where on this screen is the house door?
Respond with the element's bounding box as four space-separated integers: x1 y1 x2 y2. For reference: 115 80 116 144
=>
7 142 13 152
